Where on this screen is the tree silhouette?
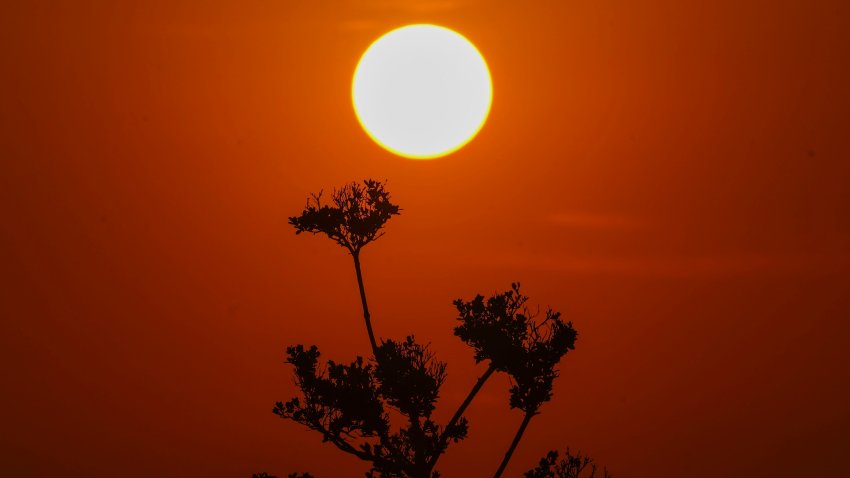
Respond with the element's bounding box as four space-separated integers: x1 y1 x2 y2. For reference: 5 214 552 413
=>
255 179 609 478
524 449 610 478
288 179 400 356
453 284 578 478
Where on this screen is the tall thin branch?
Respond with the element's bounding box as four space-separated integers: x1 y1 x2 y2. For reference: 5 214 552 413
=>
352 251 379 356
492 411 535 478
426 363 496 473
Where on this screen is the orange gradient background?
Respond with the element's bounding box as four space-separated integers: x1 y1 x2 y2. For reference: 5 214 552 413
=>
1 1 849 477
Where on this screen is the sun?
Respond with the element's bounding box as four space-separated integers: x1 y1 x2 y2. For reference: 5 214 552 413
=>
352 24 493 160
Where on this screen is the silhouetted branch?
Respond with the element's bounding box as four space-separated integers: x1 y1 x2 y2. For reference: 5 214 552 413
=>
270 181 607 478
276 338 467 477
288 179 400 255
289 179 399 356
453 283 578 475
273 345 389 464
375 336 446 419
370 336 464 477
492 411 535 478
453 283 530 372
426 364 493 473
524 449 611 478
353 251 379 355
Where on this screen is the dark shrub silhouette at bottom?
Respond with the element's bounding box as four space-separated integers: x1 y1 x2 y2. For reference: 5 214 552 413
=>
255 179 610 478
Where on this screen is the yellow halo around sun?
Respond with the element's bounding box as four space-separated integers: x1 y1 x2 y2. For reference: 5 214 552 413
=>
352 24 493 160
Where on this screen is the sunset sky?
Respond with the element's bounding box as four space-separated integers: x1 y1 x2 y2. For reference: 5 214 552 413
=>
1 1 849 476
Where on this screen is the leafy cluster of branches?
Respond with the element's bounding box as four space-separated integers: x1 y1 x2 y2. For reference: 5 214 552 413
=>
289 179 399 255
255 179 608 478
271 337 461 477
524 449 610 478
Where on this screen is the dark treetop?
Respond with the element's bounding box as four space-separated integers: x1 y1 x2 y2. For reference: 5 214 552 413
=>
288 179 400 255
255 180 606 478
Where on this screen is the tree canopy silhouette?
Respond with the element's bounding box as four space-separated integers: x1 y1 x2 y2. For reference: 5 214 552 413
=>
288 179 400 356
524 449 610 478
255 179 608 478
288 179 399 255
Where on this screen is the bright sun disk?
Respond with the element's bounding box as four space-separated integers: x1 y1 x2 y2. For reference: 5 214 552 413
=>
352 24 493 160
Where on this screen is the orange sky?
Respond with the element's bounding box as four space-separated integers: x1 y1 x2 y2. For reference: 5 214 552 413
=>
1 1 849 476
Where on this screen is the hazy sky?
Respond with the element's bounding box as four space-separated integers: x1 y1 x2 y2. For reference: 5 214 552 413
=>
1 1 849 477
